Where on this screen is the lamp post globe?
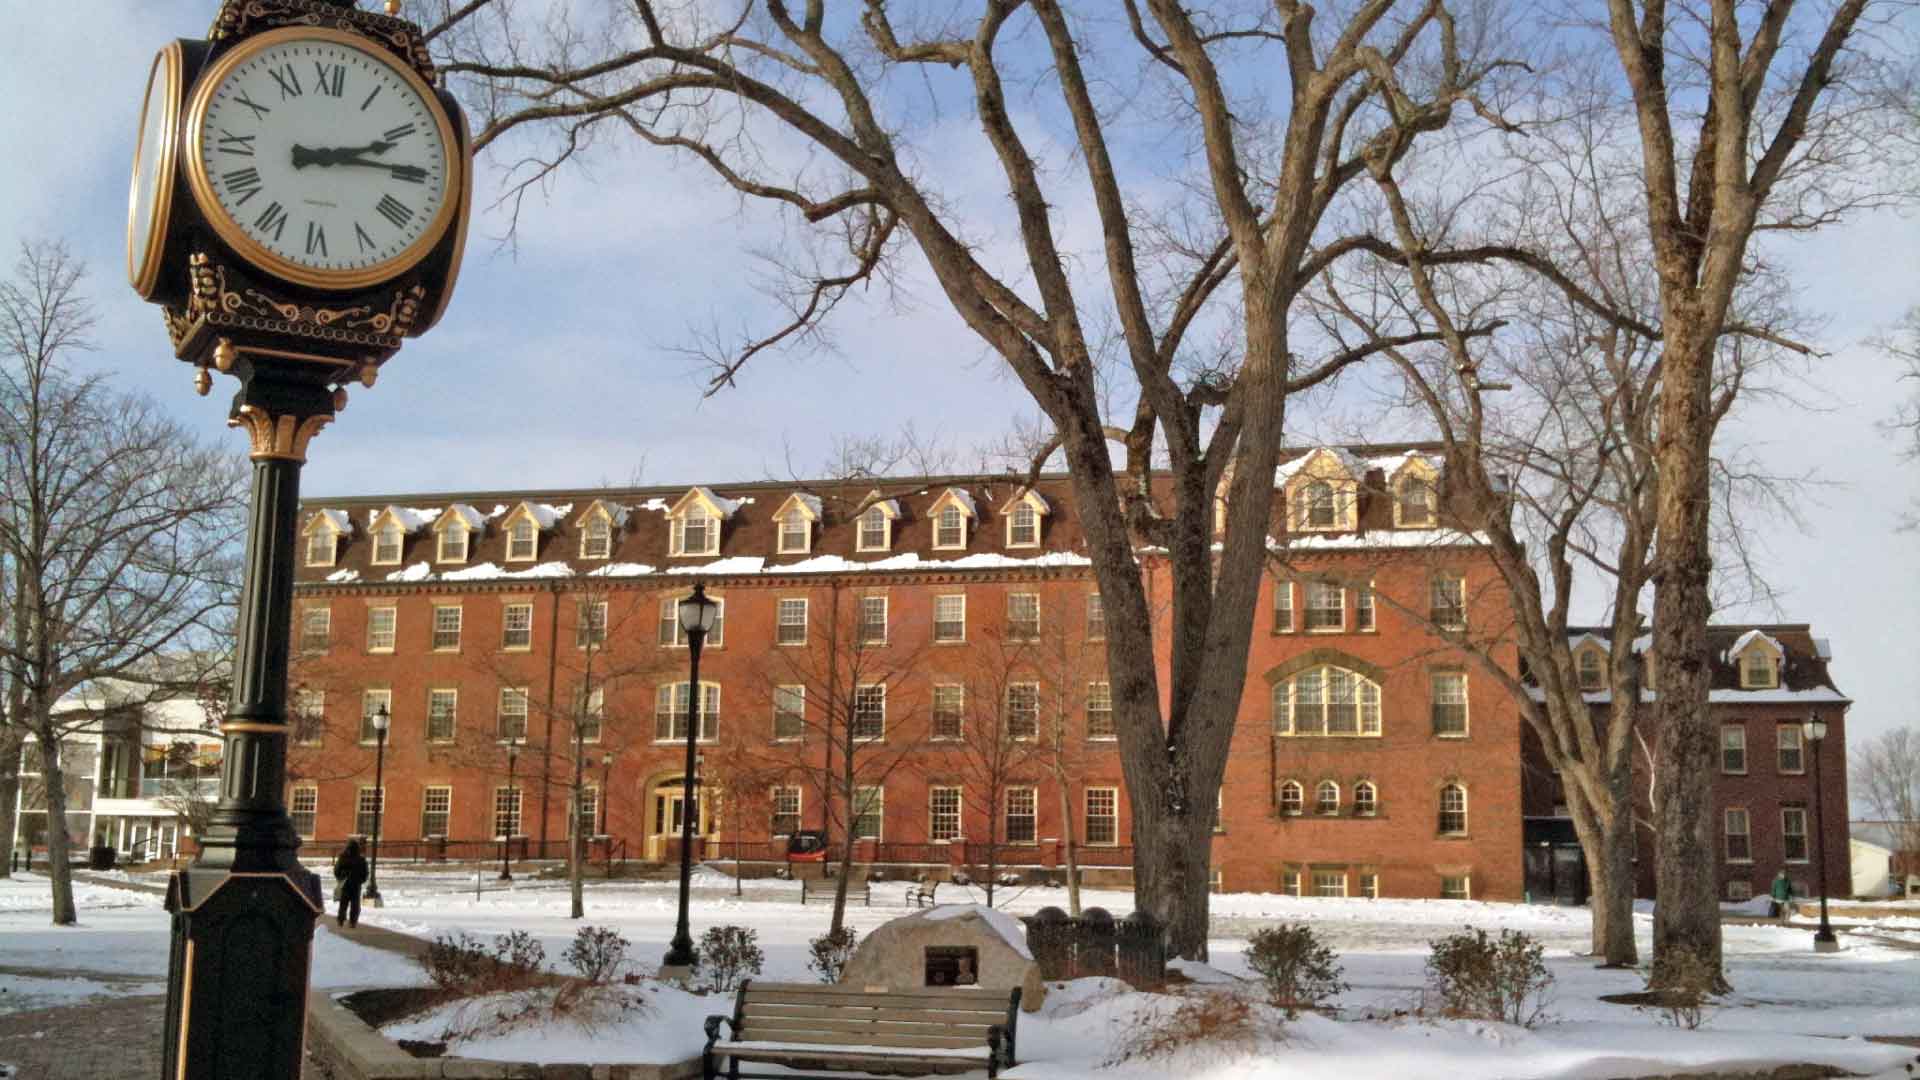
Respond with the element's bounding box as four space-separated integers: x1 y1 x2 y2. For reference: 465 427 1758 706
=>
366 704 390 905
662 583 719 978
1802 714 1838 952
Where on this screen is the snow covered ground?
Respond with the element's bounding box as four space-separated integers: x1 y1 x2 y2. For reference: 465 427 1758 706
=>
4 866 1917 1077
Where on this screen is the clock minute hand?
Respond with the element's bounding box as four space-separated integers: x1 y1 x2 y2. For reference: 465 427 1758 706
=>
290 140 398 169
331 156 429 184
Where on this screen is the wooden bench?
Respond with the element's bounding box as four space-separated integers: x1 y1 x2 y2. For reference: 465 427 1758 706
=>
907 880 939 907
702 981 1020 1080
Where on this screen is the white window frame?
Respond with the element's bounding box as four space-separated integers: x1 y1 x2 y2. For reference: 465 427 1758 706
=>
1304 580 1345 633
289 786 318 838
1281 869 1302 897
575 685 605 743
856 507 892 552
372 522 404 566
1726 879 1753 902
573 785 600 837
421 786 452 837
777 510 811 555
1087 593 1105 641
497 687 530 742
1312 869 1348 898
1439 784 1469 835
431 605 462 651
576 600 607 649
1396 474 1435 527
354 786 385 838
670 505 720 557
1354 780 1378 817
931 684 964 740
1005 786 1038 844
1740 648 1779 689
933 504 968 550
1085 787 1119 846
359 689 392 744
1441 874 1472 900
1315 780 1341 816
502 602 534 650
1278 780 1304 816
852 785 884 840
438 524 469 564
1005 682 1040 740
1299 480 1340 531
771 786 803 836
1721 724 1747 775
1431 574 1467 630
659 595 725 648
301 607 331 652
1007 593 1040 641
1355 585 1376 632
1782 807 1809 863
506 518 538 562
852 683 887 741
1777 724 1805 775
655 681 720 743
1724 807 1752 863
366 606 397 652
580 514 613 559
306 527 339 568
1359 872 1380 899
1578 648 1605 690
929 786 963 842
494 786 523 839
857 595 887 646
1005 502 1041 548
426 688 458 743
1274 666 1383 737
293 690 325 745
772 685 806 742
1085 681 1115 740
1431 671 1468 737
933 594 966 643
776 598 808 646
1273 580 1294 633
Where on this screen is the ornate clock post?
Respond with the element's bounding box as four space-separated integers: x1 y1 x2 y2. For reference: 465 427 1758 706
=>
127 2 470 1075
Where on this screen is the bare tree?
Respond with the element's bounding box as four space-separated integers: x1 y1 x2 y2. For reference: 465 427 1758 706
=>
936 624 1051 908
426 0 1525 959
0 242 246 922
1852 726 1920 888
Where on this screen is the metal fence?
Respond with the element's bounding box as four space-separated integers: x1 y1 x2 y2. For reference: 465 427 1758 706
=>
1022 906 1167 984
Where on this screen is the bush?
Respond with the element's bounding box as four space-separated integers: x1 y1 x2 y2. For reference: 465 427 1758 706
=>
491 930 546 978
697 925 764 991
1244 923 1347 1017
1109 990 1264 1064
564 925 631 984
422 931 491 991
806 927 859 984
1648 947 1716 1030
1424 928 1553 1028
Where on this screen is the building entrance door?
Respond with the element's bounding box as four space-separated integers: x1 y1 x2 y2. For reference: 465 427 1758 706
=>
650 783 703 860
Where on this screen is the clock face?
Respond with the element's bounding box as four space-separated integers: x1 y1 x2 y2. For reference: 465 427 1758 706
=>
127 43 182 297
186 27 460 291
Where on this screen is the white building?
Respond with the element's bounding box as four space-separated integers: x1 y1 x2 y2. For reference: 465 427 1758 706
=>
1850 821 1919 899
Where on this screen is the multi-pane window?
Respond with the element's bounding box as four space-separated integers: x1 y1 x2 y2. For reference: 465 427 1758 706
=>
935 505 967 549
933 595 966 643
932 684 964 740
778 509 811 554
1724 808 1752 862
852 786 884 839
1305 581 1344 632
930 786 963 841
1782 807 1809 862
355 787 384 838
857 507 890 551
852 684 886 740
1431 672 1468 736
427 689 457 742
502 603 534 649
1742 649 1777 688
1355 586 1375 632
301 608 331 652
494 786 522 838
1086 682 1115 739
1278 780 1304 816
1281 869 1302 897
575 686 604 742
439 525 469 563
575 786 599 836
1438 784 1468 835
776 599 808 645
1398 475 1434 526
421 786 451 837
581 516 612 559
773 685 806 741
373 523 403 565
771 786 802 835
1085 787 1118 845
658 596 725 647
1005 683 1040 739
1726 879 1753 902
858 596 888 645
1303 481 1336 528
367 606 396 652
289 787 318 838
306 528 337 567
1007 594 1040 641
1359 872 1379 899
1354 781 1378 817
1578 650 1605 690
1315 781 1340 816
360 689 392 743
1006 787 1037 844
1721 725 1747 774
1087 594 1106 641
576 600 607 648
1777 724 1805 774
497 687 530 741
1313 870 1347 897
671 506 718 556
1273 581 1293 633
655 682 720 742
1274 666 1382 737
507 519 537 561
432 605 462 650
293 690 325 745
1430 574 1467 630
1007 503 1040 547
1441 875 1472 900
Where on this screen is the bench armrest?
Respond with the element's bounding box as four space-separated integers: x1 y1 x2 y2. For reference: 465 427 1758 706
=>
987 1025 1008 1077
703 1013 734 1047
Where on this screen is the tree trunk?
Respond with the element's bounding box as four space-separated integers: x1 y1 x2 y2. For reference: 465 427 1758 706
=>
1133 810 1213 961
569 830 583 919
829 826 855 936
1567 783 1638 967
1649 325 1726 991
35 720 76 925
0 726 22 879
1056 781 1080 915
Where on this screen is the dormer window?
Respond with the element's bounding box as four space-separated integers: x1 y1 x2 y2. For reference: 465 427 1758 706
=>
372 522 404 565
438 525 468 563
1001 490 1050 549
1742 649 1777 689
673 505 719 556
1398 476 1434 526
582 516 611 559
306 527 339 567
507 519 537 561
928 488 977 551
1577 649 1604 691
1283 448 1361 532
773 492 821 555
1305 482 1336 528
858 507 890 551
432 504 483 566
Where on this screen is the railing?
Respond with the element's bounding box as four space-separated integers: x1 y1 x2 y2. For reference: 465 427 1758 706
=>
294 836 1139 872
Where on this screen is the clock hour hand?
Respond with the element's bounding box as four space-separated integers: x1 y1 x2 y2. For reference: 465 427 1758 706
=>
330 156 430 184
290 140 398 169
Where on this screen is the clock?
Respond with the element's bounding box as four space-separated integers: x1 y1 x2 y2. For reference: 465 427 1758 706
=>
182 25 462 292
127 42 184 299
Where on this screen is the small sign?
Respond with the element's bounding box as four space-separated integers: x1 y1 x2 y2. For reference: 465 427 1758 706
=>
926 946 978 987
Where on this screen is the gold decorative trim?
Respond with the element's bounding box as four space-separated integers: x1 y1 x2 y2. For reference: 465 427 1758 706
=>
175 939 195 1080
210 0 434 80
230 404 334 462
183 26 463 293
128 42 184 299
174 871 325 916
220 722 292 733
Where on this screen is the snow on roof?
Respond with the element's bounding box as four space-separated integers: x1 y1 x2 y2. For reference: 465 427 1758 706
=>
639 498 670 513
385 562 433 583
1526 686 1852 706
325 568 359 583
371 505 441 532
1813 638 1833 661
586 562 661 578
1568 632 1608 653
860 496 902 518
311 508 352 533
1272 529 1490 551
778 492 824 519
440 503 487 531
667 556 766 575
508 502 570 530
322 548 1093 586
681 486 740 519
921 904 1032 959
1724 629 1784 663
578 500 630 526
1366 449 1443 476
1275 446 1367 484
1001 488 1049 515
933 487 979 517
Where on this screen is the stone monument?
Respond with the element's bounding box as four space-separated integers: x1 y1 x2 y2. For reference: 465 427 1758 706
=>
839 904 1046 1012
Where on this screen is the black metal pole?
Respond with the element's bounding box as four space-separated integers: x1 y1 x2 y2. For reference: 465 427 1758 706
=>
1811 730 1837 949
500 743 517 881
601 754 613 876
366 722 386 903
663 624 704 970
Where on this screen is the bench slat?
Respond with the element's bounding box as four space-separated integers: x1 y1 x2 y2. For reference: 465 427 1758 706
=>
733 1029 984 1050
743 1014 993 1035
742 982 1008 1003
723 1041 991 1061
744 1003 1001 1024
741 991 1004 1012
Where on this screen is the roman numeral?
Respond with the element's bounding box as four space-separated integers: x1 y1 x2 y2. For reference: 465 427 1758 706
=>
382 123 416 141
305 222 328 257
360 86 382 112
314 62 346 98
269 64 303 99
375 194 414 229
222 167 263 205
234 90 271 121
355 223 376 252
216 129 255 156
254 201 289 242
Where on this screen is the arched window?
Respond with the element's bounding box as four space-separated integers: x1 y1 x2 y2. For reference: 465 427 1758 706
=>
1438 784 1468 835
1273 665 1382 736
1398 475 1434 526
858 506 891 551
1577 649 1604 691
1315 781 1340 816
1304 481 1336 528
1354 781 1378 817
1279 780 1304 816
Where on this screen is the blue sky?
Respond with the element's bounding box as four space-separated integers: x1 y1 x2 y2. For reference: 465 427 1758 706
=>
4 4 1915 767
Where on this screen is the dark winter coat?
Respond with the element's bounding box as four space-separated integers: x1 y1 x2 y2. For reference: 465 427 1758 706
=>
334 849 369 890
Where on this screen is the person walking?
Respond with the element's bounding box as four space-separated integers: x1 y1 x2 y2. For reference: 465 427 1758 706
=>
334 839 370 929
1770 868 1794 924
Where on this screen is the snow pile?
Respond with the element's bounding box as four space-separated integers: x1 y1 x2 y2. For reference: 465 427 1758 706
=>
381 981 713 1065
667 556 766 576
441 503 487 532
587 562 662 578
325 568 360 583
922 903 1033 959
371 505 441 531
684 487 740 518
312 508 353 534
1275 446 1367 483
385 562 432 582
1722 629 1784 665
1276 528 1491 550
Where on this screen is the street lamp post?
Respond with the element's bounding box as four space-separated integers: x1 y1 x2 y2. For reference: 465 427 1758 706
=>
601 751 614 877
365 704 390 906
500 738 520 882
1803 713 1838 953
661 583 719 980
